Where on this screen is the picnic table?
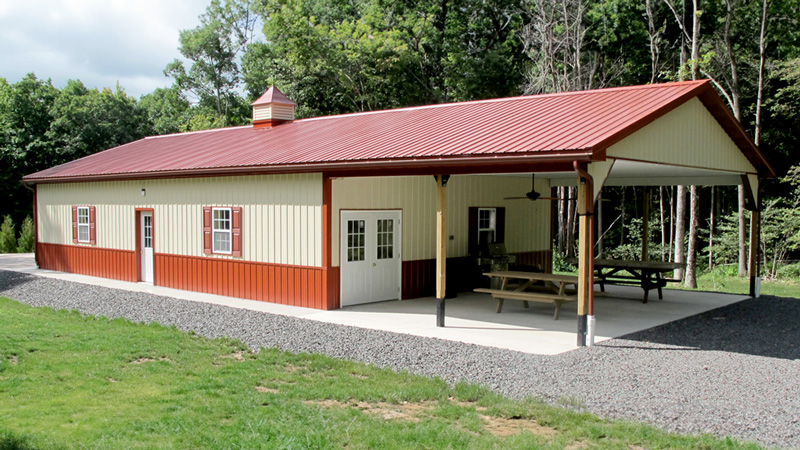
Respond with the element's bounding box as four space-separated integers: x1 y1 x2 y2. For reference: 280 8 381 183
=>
473 271 579 320
592 258 684 303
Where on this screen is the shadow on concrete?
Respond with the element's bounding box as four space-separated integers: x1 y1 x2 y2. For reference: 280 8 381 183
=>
606 295 800 360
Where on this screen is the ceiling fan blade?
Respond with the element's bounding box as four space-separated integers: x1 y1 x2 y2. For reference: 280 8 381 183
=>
503 196 529 200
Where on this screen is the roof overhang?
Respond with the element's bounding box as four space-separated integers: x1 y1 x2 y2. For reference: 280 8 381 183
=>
24 151 595 185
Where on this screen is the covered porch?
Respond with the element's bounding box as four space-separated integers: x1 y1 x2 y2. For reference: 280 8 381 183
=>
331 285 748 355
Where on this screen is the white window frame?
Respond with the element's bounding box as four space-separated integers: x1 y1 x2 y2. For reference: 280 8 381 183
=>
77 206 90 243
212 207 232 255
477 208 496 246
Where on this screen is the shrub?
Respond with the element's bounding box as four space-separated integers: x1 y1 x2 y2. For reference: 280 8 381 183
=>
17 216 35 253
0 216 16 254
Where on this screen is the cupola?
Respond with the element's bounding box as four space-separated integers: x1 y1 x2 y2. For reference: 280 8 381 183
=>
251 86 295 128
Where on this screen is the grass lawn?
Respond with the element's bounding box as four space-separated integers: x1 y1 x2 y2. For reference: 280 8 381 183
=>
0 297 765 450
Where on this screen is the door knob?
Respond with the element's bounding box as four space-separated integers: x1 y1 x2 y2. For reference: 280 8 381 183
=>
373 263 376 267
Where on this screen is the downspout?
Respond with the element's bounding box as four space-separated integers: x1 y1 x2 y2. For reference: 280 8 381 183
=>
573 161 595 346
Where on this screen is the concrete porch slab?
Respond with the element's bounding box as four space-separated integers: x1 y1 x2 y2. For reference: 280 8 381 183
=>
0 253 748 355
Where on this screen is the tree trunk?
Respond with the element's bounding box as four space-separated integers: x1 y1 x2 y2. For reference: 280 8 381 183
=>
660 187 666 261
597 191 604 257
685 185 700 288
674 185 686 281
709 186 715 269
567 187 577 257
557 186 566 255
738 186 747 276
754 0 768 146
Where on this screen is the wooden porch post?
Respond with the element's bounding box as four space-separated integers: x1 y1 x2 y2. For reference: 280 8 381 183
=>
436 175 449 327
575 163 594 347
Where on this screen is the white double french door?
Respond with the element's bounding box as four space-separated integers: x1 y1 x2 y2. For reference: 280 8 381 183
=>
340 210 401 306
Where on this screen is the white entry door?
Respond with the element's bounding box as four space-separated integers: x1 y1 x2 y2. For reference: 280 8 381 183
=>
340 210 401 306
140 211 154 283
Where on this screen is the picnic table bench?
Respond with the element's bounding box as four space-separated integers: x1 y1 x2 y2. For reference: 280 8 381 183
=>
474 271 579 320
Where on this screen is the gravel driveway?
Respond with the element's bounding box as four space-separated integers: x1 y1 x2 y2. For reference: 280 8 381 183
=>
1 269 798 449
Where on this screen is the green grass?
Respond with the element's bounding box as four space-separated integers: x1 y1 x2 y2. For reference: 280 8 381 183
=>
0 297 766 450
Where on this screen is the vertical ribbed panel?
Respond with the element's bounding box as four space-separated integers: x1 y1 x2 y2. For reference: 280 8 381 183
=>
607 98 755 173
331 175 551 266
36 174 323 267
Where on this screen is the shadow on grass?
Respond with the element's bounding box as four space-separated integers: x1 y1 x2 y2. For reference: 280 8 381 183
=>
606 295 800 360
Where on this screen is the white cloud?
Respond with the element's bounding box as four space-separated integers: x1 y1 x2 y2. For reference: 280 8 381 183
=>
0 0 208 97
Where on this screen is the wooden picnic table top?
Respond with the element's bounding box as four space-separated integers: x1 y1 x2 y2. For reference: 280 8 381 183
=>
483 271 579 284
592 259 685 271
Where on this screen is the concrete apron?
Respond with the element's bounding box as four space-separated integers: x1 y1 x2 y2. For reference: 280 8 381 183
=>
0 254 748 355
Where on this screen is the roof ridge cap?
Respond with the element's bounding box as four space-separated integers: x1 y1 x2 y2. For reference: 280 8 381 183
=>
294 80 711 123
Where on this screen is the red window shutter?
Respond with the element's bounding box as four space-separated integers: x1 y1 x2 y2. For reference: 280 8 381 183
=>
203 207 212 254
72 206 78 243
231 207 242 257
89 206 97 244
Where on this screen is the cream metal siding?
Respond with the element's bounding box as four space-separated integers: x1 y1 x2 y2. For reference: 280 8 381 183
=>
253 104 295 121
607 98 756 174
332 175 550 266
37 174 323 267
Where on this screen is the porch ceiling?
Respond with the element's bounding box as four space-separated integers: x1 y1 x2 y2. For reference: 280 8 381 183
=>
544 160 745 187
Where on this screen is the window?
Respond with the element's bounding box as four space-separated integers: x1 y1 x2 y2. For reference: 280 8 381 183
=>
203 206 242 256
347 219 365 262
468 207 505 257
213 208 232 254
377 219 394 259
77 207 90 243
72 205 96 245
477 208 496 248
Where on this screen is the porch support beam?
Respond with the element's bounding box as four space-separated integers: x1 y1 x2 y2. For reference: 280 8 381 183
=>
574 162 595 347
435 175 449 327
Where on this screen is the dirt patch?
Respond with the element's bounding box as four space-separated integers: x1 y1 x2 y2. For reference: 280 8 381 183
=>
108 377 119 383
222 352 246 361
481 414 557 438
256 385 279 393
564 441 589 450
8 355 17 366
305 399 556 438
627 446 646 450
130 356 170 364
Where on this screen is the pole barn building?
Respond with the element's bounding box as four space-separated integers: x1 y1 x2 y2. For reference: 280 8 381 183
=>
23 80 773 343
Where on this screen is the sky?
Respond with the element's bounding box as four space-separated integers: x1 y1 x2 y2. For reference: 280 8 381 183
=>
0 0 210 98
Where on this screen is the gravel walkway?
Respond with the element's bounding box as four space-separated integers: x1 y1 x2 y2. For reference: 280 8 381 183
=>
1 269 798 449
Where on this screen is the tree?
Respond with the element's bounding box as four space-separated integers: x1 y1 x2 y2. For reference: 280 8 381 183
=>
138 87 192 135
47 80 150 166
0 74 58 224
246 0 529 117
165 0 257 127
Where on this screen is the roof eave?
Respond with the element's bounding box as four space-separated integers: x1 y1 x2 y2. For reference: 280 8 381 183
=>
22 151 595 184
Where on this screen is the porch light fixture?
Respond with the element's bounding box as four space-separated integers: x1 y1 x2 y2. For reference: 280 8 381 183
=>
141 188 146 197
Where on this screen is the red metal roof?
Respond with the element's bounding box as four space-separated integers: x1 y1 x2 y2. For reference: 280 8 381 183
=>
23 80 773 183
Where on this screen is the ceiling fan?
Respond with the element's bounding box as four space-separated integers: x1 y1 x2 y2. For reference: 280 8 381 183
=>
504 173 567 201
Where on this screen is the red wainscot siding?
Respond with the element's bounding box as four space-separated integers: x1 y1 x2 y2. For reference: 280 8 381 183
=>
154 253 333 310
37 242 138 282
